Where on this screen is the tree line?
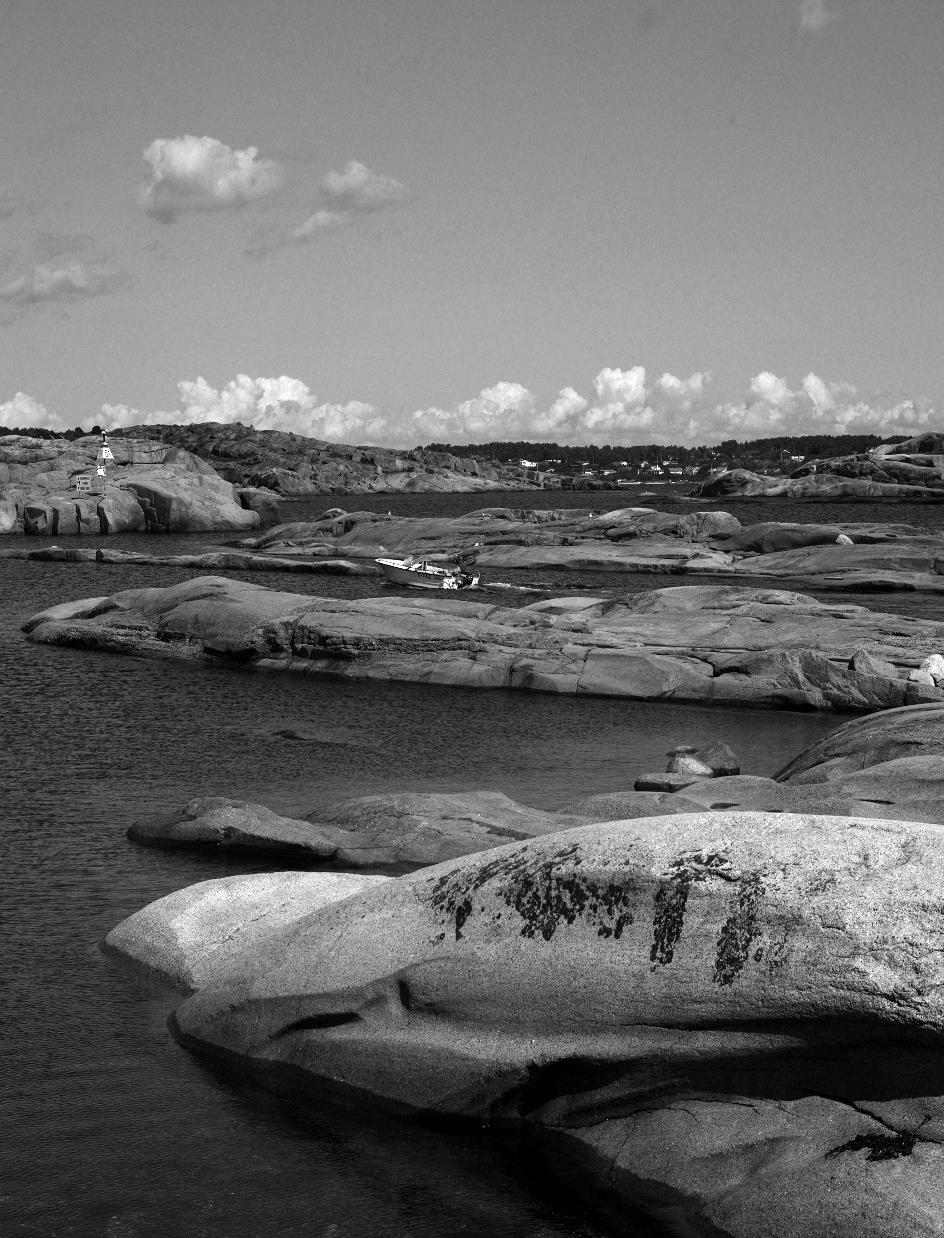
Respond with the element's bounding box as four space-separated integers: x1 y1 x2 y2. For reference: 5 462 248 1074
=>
427 434 903 467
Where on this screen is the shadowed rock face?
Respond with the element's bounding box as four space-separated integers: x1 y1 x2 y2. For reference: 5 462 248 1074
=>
161 812 944 1237
23 576 944 712
0 434 260 534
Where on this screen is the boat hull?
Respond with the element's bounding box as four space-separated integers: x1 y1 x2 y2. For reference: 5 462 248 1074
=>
375 558 479 590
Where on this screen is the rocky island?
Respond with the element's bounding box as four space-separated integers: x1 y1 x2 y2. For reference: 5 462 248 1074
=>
22 576 944 711
103 702 944 1238
691 431 944 502
119 422 537 494
0 433 265 535
237 505 944 594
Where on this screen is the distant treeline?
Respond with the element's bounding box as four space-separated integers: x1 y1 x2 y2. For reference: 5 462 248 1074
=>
426 434 904 467
0 425 102 440
1 426 909 462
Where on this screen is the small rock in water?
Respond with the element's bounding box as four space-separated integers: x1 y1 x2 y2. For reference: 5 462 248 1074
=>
665 753 715 777
665 741 740 777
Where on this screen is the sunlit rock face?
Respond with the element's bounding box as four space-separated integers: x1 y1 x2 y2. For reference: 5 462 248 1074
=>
165 812 944 1238
103 870 389 991
0 434 260 534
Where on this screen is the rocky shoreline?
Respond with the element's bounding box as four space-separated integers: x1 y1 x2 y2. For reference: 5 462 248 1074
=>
23 575 944 712
118 422 537 495
690 431 944 503
238 505 944 594
103 702 944 1238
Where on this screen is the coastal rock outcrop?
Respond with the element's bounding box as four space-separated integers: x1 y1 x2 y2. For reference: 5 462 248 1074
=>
691 435 944 503
620 702 944 825
129 422 535 494
238 506 944 594
129 792 590 868
155 811 944 1237
0 434 261 535
24 577 944 712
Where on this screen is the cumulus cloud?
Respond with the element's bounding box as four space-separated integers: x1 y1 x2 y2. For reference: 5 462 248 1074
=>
0 233 128 320
138 135 283 223
0 391 54 428
9 367 939 448
409 369 937 447
249 159 408 256
799 0 839 32
100 373 388 442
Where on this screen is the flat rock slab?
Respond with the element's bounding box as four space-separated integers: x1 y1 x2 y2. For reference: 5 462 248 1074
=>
158 811 944 1238
0 545 373 574
23 576 944 712
103 871 388 990
235 506 944 594
130 792 591 868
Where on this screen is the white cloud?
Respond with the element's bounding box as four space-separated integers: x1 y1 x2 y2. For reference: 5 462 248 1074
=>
0 391 54 428
9 368 940 448
799 0 839 33
138 135 283 223
250 160 408 255
101 374 388 442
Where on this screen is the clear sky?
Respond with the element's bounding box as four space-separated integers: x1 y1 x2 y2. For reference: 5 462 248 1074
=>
1 0 942 446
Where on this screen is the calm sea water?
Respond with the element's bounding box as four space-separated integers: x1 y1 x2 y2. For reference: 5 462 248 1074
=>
2 487 935 1237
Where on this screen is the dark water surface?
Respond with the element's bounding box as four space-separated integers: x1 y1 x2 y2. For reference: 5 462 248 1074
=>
2 487 934 1237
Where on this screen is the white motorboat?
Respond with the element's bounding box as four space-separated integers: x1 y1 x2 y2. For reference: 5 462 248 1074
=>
375 556 480 590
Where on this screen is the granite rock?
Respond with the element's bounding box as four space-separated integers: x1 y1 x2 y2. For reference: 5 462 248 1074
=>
162 811 944 1238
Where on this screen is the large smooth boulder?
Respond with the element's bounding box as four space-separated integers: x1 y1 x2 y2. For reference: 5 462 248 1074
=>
166 812 944 1238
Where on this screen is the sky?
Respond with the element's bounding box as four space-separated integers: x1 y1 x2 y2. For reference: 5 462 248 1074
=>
1 0 942 447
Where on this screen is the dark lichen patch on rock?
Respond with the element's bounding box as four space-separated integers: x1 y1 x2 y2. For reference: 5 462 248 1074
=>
650 851 736 969
826 1130 917 1161
712 873 764 985
425 842 637 943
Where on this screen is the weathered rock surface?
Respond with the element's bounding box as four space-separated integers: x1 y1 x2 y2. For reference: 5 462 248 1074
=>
129 792 590 868
131 422 535 494
0 434 261 534
103 870 388 990
0 544 372 574
239 505 739 575
24 577 944 712
161 811 944 1238
236 506 944 595
692 435 944 503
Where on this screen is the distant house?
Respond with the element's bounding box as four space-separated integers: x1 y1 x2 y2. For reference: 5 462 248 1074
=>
519 458 538 468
